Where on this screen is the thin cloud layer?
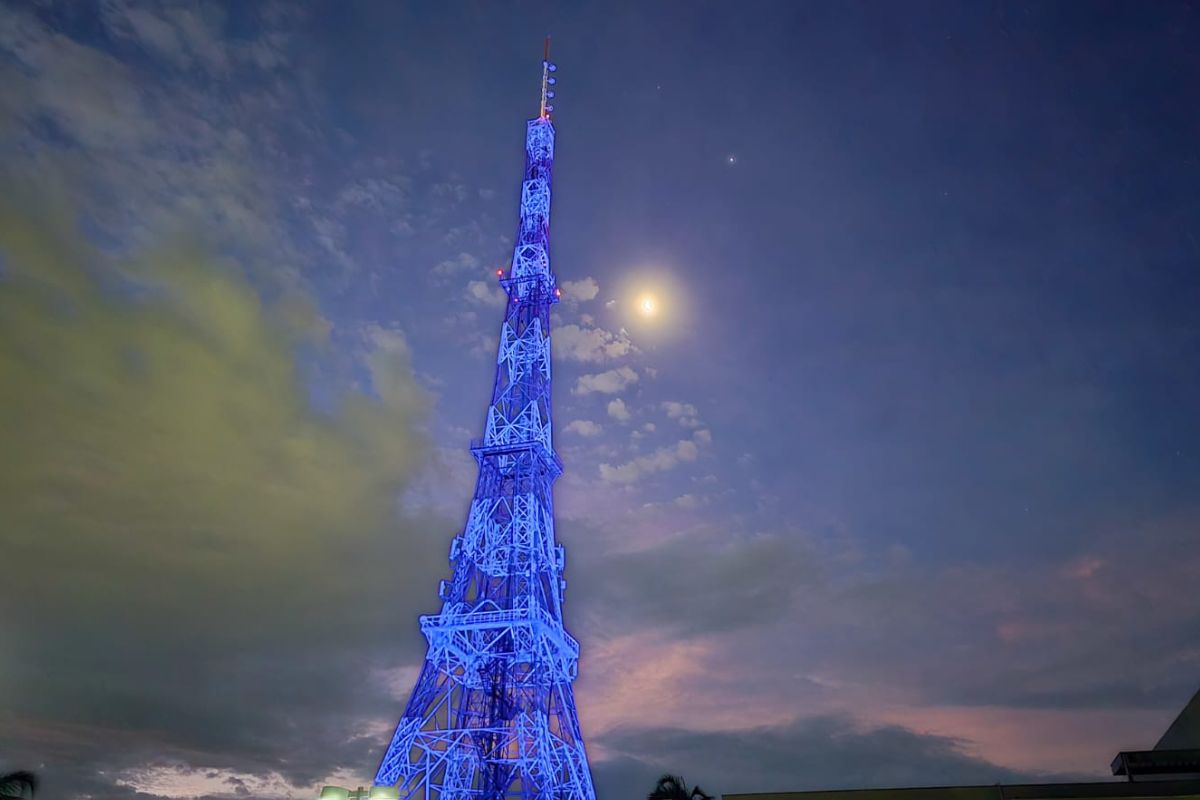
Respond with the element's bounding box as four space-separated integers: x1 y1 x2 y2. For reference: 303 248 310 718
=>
592 715 1048 799
0 199 440 796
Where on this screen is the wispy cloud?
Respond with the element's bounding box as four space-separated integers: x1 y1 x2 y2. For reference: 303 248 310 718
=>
566 419 604 437
560 276 600 303
574 366 639 396
464 278 507 307
554 323 636 363
598 432 707 484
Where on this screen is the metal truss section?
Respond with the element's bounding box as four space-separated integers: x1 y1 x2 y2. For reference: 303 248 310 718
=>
510 120 555 293
373 50 596 800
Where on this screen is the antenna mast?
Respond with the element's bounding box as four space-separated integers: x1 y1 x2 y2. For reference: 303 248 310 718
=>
539 36 557 119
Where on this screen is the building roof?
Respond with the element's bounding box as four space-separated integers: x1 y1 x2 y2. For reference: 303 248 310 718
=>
1158 689 1200 751
1112 749 1200 778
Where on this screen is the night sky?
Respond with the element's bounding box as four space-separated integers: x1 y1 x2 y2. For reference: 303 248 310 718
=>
2 2 1199 798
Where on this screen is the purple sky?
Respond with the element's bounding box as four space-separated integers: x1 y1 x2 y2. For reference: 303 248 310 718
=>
1 2 1199 798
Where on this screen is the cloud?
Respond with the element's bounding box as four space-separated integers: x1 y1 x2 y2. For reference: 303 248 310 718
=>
471 332 500 359
662 400 702 428
0 2 302 262
464 278 507 307
1061 554 1106 580
591 714 1043 799
573 366 639 396
2 7 157 151
400 444 480 517
115 765 304 799
0 200 442 797
559 276 599 303
334 177 411 214
552 323 634 363
598 433 706 484
574 506 1200 775
573 525 817 636
432 181 469 202
100 0 246 76
607 398 632 422
432 251 481 281
566 419 604 437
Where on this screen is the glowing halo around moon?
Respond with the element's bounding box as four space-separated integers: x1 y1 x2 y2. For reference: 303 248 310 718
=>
613 270 687 341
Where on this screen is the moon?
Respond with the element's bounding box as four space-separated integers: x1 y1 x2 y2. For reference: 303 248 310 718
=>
617 272 685 338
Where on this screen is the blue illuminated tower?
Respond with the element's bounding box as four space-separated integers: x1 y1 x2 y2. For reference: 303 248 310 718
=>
373 44 596 800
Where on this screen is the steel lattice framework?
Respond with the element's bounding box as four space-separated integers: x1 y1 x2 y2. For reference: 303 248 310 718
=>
373 46 596 800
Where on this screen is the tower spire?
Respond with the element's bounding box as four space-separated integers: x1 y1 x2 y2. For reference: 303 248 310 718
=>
539 36 556 120
369 48 595 800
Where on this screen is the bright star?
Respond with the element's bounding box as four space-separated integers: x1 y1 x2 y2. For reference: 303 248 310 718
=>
637 294 659 317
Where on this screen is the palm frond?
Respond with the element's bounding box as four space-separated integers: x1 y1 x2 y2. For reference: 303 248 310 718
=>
648 774 693 800
0 771 37 799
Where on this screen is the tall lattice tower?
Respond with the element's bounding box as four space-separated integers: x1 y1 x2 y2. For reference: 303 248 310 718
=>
372 43 596 800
